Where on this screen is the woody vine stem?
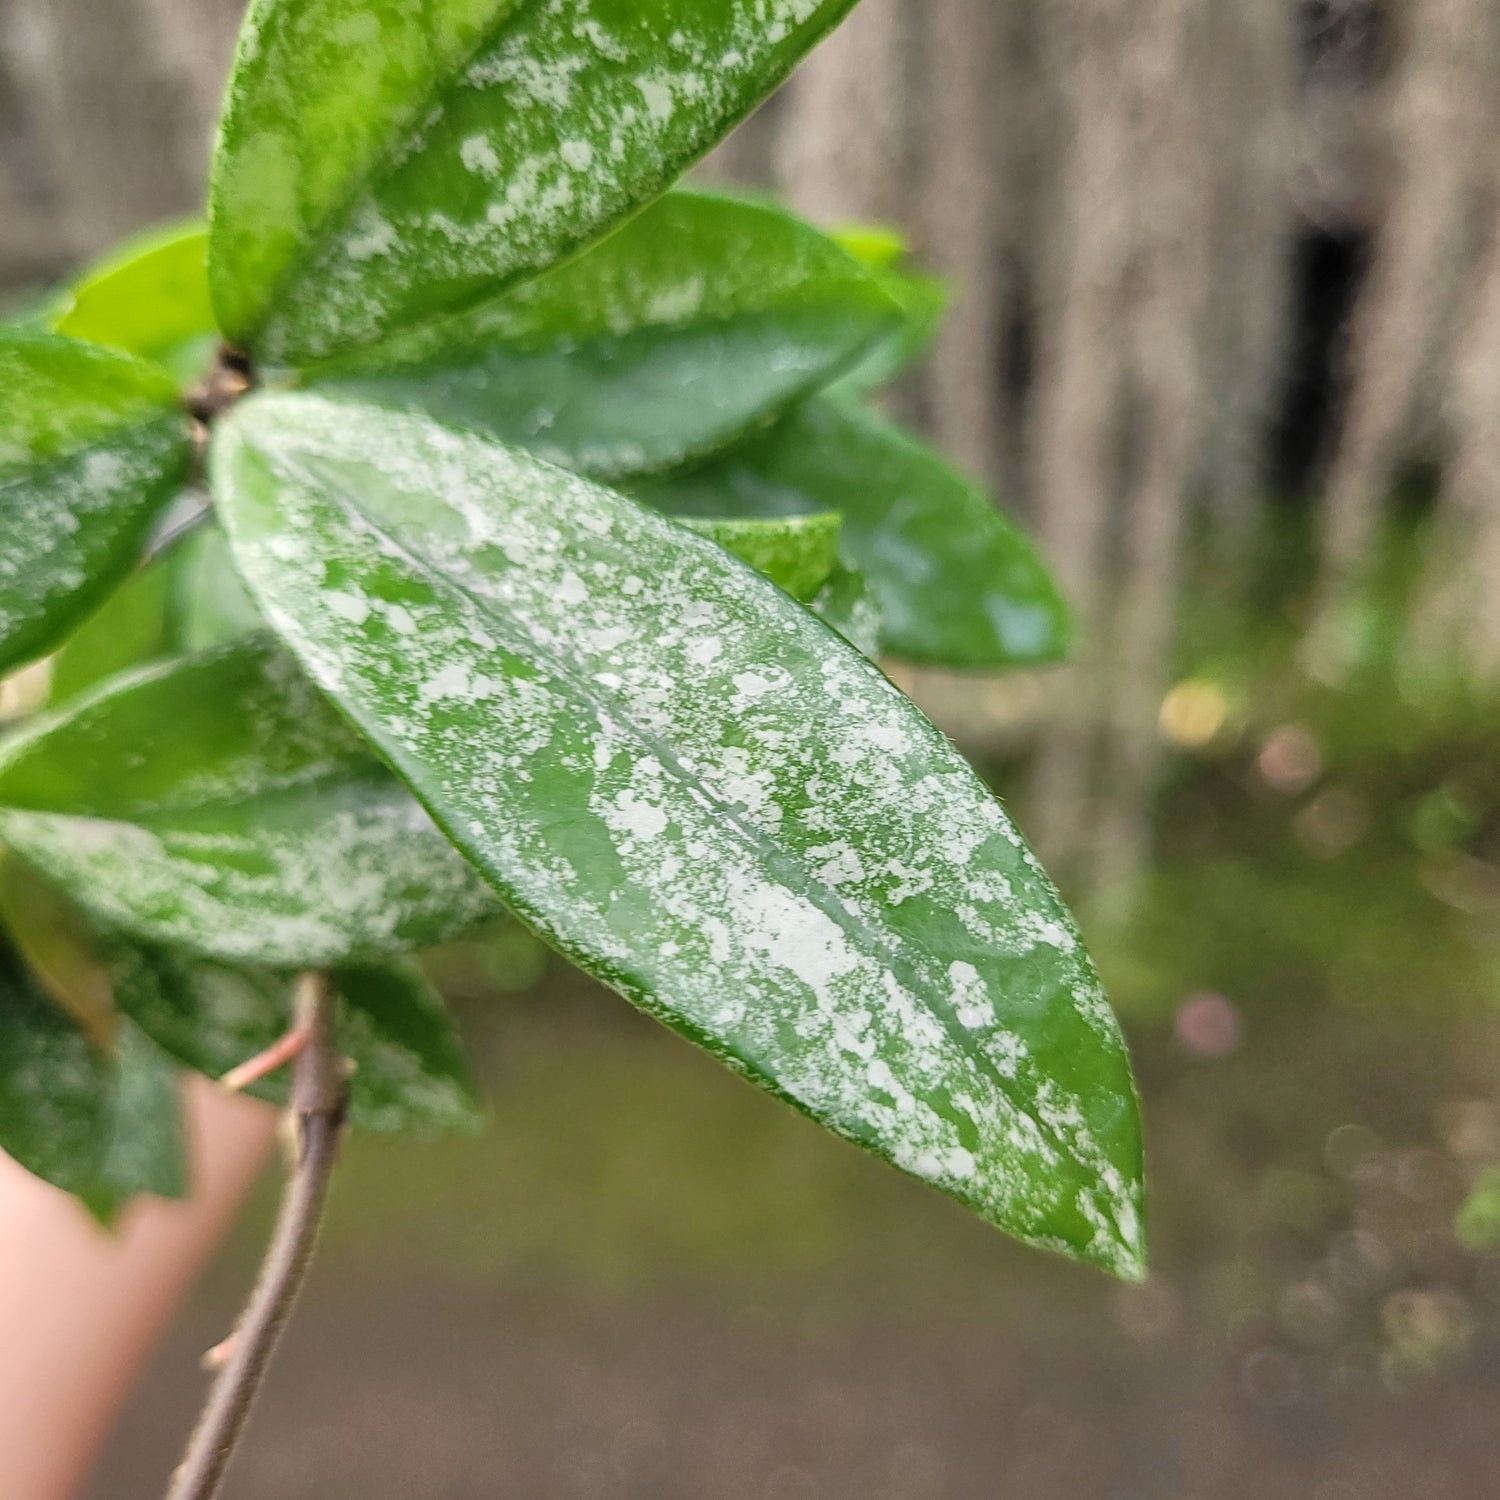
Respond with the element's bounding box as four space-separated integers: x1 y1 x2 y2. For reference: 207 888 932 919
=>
165 970 349 1500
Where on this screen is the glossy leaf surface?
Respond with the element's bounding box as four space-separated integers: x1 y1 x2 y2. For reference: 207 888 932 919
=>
211 0 861 362
0 332 192 674
168 523 266 650
52 222 217 384
94 1021 188 1213
308 192 897 478
214 393 1143 1275
826 266 946 398
48 524 265 705
683 512 841 602
111 946 482 1134
0 640 495 967
0 941 107 1193
0 854 118 1048
0 937 184 1210
809 562 881 658
826 224 946 397
634 398 1071 667
48 562 174 706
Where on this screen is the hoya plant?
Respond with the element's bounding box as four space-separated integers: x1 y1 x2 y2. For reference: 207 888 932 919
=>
0 1 1144 1494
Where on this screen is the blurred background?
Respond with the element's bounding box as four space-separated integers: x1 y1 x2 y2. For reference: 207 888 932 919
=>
4 1 1500 1496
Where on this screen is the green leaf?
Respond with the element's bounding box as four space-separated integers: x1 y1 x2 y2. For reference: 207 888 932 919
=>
0 941 109 1194
809 561 881 657
49 518 267 706
1458 1166 1500 1252
0 332 193 674
0 851 118 1048
211 0 863 363
305 191 898 479
335 961 484 1133
826 224 947 395
831 222 910 273
826 267 946 398
52 221 217 385
109 945 482 1135
95 1022 188 1211
0 936 184 1209
0 639 496 967
167 522 266 651
47 561 174 706
682 512 841 602
213 393 1144 1276
633 398 1071 668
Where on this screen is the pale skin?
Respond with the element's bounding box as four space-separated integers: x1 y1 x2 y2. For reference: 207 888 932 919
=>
0 1080 276 1500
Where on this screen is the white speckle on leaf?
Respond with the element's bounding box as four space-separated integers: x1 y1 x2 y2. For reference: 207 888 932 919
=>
459 133 501 176
323 590 370 626
209 394 1145 1277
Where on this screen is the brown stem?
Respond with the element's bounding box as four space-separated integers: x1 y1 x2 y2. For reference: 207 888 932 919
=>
183 345 254 427
165 972 347 1500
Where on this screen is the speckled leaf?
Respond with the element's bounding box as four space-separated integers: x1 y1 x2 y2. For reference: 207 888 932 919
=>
0 332 193 674
335 962 484 1133
52 222 217 385
211 0 864 363
0 937 184 1209
306 191 897 479
214 393 1144 1275
633 398 1071 668
0 940 107 1194
683 512 841 602
108 944 482 1135
93 1022 188 1214
0 640 496 968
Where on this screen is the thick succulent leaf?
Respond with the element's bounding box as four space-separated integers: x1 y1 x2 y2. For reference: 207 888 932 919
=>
0 640 495 967
48 561 174 706
168 523 266 650
0 937 184 1209
826 267 946 398
48 524 265 710
0 332 193 674
334 962 484 1133
213 393 1144 1275
0 940 108 1193
826 224 947 395
683 512 841 602
633 398 1072 668
809 562 881 658
0 852 117 1047
211 0 863 363
306 192 898 479
109 944 482 1135
52 222 217 384
93 1022 188 1214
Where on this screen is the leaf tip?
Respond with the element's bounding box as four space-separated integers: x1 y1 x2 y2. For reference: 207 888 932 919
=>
1092 1166 1148 1283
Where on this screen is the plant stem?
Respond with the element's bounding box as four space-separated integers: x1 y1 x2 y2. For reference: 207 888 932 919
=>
165 971 347 1500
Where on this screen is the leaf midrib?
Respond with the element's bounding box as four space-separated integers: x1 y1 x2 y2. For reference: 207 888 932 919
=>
284 441 1095 1176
